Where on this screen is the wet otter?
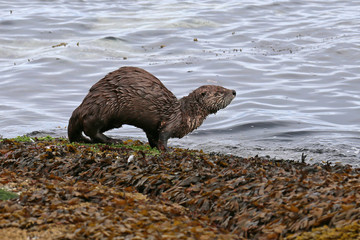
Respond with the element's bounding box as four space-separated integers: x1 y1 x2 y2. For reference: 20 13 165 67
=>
68 66 236 151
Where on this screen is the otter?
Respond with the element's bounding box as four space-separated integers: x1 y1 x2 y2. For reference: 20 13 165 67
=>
68 66 236 151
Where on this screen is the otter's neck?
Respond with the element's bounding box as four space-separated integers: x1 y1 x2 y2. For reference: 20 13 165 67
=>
174 95 209 138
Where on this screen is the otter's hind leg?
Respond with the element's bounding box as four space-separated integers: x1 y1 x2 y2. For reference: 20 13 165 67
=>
83 120 122 144
90 131 123 144
93 132 115 143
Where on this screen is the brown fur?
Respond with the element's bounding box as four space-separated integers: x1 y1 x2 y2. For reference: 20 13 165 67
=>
68 66 236 151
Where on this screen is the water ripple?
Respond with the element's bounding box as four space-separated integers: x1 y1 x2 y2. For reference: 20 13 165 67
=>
1 0 359 165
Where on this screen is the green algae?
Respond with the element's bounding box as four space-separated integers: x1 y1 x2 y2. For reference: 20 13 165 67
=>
0 189 18 200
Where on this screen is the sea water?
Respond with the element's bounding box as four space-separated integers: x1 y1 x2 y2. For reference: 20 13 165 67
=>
1 0 359 166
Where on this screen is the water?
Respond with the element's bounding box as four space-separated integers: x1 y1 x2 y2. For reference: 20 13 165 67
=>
1 0 359 166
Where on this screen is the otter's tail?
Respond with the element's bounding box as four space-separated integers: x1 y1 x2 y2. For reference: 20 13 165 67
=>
68 110 92 143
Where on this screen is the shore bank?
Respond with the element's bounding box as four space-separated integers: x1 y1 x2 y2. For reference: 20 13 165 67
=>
1 137 359 239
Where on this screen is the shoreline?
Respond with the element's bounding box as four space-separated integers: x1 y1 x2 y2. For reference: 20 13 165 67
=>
1 137 359 239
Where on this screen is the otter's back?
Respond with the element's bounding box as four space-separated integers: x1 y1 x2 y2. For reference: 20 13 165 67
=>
81 66 180 131
91 67 176 102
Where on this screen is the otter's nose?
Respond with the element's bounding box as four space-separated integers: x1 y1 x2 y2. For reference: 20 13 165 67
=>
232 90 236 96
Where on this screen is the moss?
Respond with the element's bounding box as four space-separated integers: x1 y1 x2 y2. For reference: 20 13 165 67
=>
1 136 160 156
69 139 161 156
1 135 33 142
0 189 18 200
1 135 64 142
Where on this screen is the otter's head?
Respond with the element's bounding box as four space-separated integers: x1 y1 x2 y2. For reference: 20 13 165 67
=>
190 85 236 114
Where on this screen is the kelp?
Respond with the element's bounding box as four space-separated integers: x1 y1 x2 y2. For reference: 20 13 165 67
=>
286 221 360 240
0 138 359 239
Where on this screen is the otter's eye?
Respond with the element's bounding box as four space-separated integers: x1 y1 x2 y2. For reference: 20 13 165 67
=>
201 92 206 97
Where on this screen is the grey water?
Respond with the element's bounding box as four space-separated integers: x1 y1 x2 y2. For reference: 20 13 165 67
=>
1 0 359 166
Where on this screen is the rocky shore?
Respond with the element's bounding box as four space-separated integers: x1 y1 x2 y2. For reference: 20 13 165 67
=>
0 137 359 239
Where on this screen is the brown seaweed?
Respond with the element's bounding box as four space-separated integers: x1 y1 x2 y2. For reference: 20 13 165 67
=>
0 138 359 239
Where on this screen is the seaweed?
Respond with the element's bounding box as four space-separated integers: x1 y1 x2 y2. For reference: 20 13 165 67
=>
0 138 359 239
0 189 18 200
